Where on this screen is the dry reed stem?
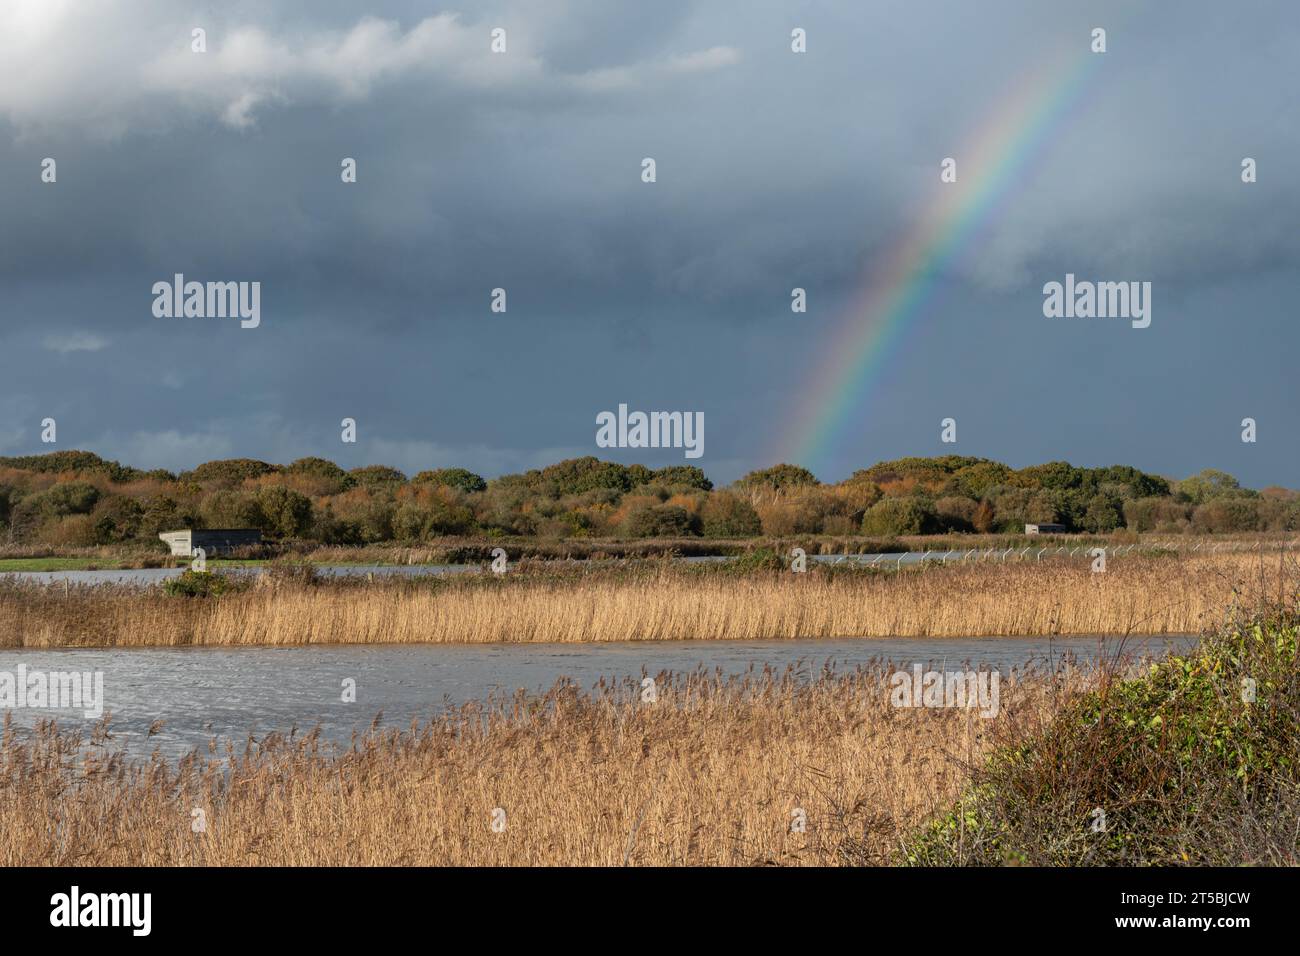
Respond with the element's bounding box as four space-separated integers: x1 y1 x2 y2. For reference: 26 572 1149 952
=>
0 553 1286 648
0 668 1076 866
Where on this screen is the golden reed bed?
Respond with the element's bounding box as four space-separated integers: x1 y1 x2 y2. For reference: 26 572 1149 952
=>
1 552 1291 647
0 668 1068 866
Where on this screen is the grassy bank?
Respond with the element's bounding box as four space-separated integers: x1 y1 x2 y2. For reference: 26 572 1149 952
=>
0 552 1288 647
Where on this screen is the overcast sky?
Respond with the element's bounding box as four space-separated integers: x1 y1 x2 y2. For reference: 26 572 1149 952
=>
1 0 1296 486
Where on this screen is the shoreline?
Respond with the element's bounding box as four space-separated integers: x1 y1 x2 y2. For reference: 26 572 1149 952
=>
0 531 1291 573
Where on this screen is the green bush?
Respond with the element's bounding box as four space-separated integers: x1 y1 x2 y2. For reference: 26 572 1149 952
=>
699 493 762 538
393 498 475 539
861 498 936 536
1082 493 1123 533
649 466 713 491
348 465 407 488
184 458 280 485
1174 469 1245 504
91 495 144 543
163 570 239 597
726 547 784 573
1192 498 1262 533
734 464 819 492
933 496 978 533
284 456 349 480
284 457 355 492
0 450 140 482
256 485 314 538
902 610 1300 866
27 482 101 518
856 455 986 487
534 457 633 495
139 496 196 537
412 468 487 494
199 490 264 531
621 503 696 538
1123 496 1192 532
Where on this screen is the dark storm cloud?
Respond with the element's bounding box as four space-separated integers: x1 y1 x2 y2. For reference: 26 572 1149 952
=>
0 0 1296 484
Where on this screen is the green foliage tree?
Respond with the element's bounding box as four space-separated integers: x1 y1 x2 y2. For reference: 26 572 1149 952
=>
734 463 818 492
27 482 102 518
1176 469 1250 505
0 450 142 482
934 496 979 532
255 486 314 538
949 461 1014 498
648 465 713 491
1082 493 1123 533
699 492 762 537
199 490 264 530
1015 460 1083 490
1122 496 1192 533
861 498 937 536
621 502 696 538
412 468 488 494
536 457 633 495
284 457 353 485
185 458 280 485
139 496 197 536
348 465 408 488
91 495 144 543
1192 498 1261 533
856 456 986 487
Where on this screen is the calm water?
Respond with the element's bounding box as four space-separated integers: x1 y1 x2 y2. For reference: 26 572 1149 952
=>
0 635 1198 761
0 549 1100 586
0 563 478 585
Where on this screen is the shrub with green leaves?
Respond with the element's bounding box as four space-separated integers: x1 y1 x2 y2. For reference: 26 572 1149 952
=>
902 610 1300 866
256 485 314 538
860 497 936 536
348 465 407 488
27 482 102 519
184 458 280 485
412 468 487 494
163 570 240 597
699 492 762 538
733 463 818 492
621 503 695 538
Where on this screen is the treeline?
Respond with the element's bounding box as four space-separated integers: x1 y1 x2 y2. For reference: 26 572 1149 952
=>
0 451 1296 548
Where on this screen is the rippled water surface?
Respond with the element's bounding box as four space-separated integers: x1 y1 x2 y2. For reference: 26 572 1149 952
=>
0 635 1198 761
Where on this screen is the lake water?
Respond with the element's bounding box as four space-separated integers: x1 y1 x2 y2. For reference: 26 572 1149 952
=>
0 548 1109 586
0 635 1198 762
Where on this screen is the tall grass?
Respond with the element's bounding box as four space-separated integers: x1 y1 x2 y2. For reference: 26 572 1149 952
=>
0 552 1286 648
0 665 1063 866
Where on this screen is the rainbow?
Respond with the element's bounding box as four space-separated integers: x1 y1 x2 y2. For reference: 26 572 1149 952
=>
774 44 1110 478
